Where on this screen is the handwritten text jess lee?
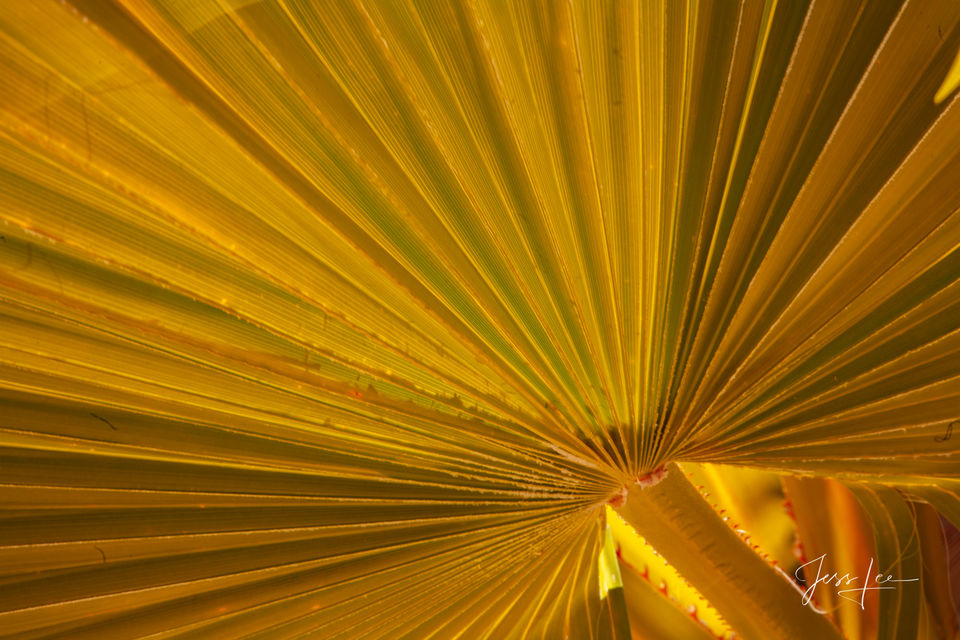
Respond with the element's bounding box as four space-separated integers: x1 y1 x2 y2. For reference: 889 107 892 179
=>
797 554 918 612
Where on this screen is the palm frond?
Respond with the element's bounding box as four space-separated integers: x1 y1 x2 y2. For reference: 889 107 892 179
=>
2 0 960 638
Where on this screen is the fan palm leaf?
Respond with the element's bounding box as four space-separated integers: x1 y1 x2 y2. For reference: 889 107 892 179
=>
1 0 959 638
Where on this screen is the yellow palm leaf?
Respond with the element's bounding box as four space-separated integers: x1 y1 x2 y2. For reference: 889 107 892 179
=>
1 0 959 638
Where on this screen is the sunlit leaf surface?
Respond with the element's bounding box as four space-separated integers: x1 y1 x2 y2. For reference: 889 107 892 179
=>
1 0 960 638
783 476 881 639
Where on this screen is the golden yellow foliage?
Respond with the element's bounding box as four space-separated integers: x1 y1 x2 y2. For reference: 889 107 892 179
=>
1 1 959 638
